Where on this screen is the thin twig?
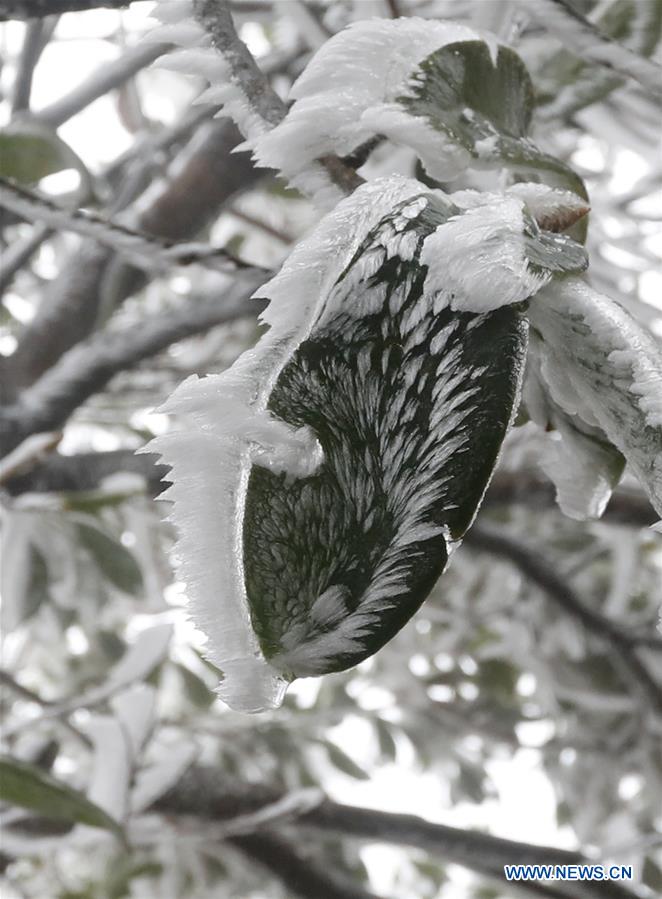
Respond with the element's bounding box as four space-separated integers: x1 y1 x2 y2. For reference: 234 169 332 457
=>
192 0 288 130
0 273 268 457
192 0 362 196
0 222 52 296
11 18 52 114
465 524 662 717
0 177 263 276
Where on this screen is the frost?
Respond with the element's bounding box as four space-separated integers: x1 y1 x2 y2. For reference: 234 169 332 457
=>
420 195 548 313
253 18 489 186
149 3 272 141
529 277 662 517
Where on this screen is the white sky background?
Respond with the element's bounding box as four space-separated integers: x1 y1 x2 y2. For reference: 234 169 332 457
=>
1 3 660 897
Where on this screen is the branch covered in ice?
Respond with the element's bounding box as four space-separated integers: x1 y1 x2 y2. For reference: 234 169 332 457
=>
0 273 267 457
0 177 258 277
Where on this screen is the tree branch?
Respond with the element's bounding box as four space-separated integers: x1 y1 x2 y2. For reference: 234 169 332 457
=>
4 118 262 396
0 176 264 276
228 832 385 899
11 17 52 114
465 524 662 717
155 765 645 899
193 0 288 130
191 0 362 196
0 273 268 456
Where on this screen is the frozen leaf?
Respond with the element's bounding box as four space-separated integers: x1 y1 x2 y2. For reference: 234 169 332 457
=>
110 685 157 762
149 176 528 711
522 340 625 520
83 716 132 824
76 522 144 596
529 277 662 518
252 19 584 201
324 743 370 780
0 755 124 840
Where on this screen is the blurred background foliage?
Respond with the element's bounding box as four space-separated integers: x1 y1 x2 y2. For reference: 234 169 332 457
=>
0 1 661 897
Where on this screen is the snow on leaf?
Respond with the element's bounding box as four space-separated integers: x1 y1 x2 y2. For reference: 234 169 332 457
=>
110 685 157 764
419 189 587 313
82 716 132 826
522 343 625 520
148 175 529 712
529 276 662 518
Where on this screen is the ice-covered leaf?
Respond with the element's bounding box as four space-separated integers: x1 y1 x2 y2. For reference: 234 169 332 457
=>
110 685 157 762
76 522 143 596
83 716 132 825
253 18 584 200
0 755 124 840
522 338 625 520
529 276 662 518
149 176 529 712
420 189 587 313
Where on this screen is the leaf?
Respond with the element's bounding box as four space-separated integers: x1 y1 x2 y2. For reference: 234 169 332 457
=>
324 743 370 780
0 124 87 186
151 176 529 711
254 20 586 203
375 718 397 761
0 755 123 840
175 663 214 708
76 522 143 596
529 277 662 519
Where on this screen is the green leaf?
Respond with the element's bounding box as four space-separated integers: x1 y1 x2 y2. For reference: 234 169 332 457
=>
324 743 370 780
0 755 124 841
175 662 214 708
0 124 86 186
76 523 143 596
24 545 50 623
375 718 397 761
